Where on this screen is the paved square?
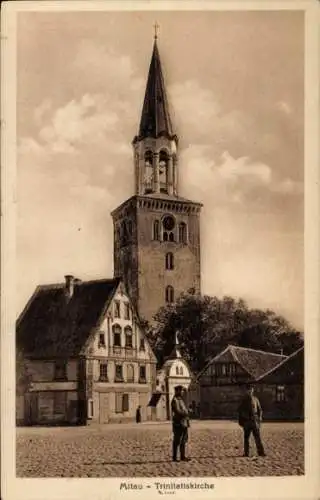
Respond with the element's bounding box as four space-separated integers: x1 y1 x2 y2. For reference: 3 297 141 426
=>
16 421 304 478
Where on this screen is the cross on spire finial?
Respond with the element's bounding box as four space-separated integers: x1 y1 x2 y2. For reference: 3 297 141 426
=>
154 21 159 40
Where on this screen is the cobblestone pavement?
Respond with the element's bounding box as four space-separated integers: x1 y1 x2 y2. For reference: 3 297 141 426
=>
16 421 304 478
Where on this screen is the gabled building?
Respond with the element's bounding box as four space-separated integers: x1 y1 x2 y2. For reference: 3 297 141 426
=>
197 345 287 419
16 276 157 426
255 346 304 420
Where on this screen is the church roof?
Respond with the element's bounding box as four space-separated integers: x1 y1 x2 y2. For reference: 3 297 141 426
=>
135 40 175 141
16 278 121 358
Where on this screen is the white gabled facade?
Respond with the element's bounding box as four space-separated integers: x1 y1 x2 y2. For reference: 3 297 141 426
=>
83 281 157 424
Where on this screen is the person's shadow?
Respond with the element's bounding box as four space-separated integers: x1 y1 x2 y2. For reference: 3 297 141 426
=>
93 454 241 466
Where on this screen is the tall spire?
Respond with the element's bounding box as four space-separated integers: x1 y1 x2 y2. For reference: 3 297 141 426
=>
136 33 175 141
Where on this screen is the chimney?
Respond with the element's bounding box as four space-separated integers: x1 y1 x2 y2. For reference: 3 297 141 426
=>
64 275 75 299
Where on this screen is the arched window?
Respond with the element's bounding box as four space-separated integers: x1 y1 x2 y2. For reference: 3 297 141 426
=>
165 252 174 270
179 366 184 375
144 151 153 194
165 285 174 303
179 222 187 244
127 364 134 383
124 326 133 348
159 150 169 194
176 366 179 375
153 220 160 241
112 324 122 347
162 215 175 242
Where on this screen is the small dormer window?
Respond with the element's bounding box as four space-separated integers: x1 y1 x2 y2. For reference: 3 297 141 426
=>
114 300 121 318
98 332 106 348
139 338 145 351
124 302 130 320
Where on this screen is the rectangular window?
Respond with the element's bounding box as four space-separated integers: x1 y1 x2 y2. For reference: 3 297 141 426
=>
125 333 133 348
139 365 146 383
53 391 66 415
99 362 108 382
98 332 106 348
113 332 121 347
122 393 129 412
115 364 123 382
126 364 134 382
114 300 121 318
124 303 130 320
139 338 145 351
115 393 122 413
87 399 94 419
54 360 67 381
230 363 237 376
115 393 129 413
276 385 286 402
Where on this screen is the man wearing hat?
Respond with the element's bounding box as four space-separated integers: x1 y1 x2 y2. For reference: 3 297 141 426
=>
238 384 266 457
171 385 190 462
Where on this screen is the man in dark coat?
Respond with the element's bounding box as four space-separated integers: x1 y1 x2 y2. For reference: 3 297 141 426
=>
171 386 190 462
238 384 266 457
136 405 141 423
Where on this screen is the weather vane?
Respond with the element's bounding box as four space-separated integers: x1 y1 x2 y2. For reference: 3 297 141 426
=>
154 21 159 40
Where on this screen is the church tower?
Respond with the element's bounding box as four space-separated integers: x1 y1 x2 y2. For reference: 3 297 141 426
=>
111 32 202 323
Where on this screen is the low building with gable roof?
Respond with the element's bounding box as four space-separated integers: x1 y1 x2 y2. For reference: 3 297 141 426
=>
197 344 288 419
255 346 304 420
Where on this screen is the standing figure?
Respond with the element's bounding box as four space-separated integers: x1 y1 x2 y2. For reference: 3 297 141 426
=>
238 384 266 457
171 386 190 462
136 405 141 423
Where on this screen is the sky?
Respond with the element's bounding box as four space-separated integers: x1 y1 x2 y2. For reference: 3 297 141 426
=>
17 10 304 329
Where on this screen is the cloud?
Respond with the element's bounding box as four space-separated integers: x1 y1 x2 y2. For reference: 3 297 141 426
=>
276 100 292 115
180 144 302 208
169 80 220 133
34 98 52 126
38 94 120 154
73 40 137 84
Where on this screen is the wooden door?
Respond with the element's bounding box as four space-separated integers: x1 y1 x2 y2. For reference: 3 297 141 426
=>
99 393 109 423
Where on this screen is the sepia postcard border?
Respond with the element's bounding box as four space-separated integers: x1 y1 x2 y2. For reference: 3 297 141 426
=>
1 1 319 500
